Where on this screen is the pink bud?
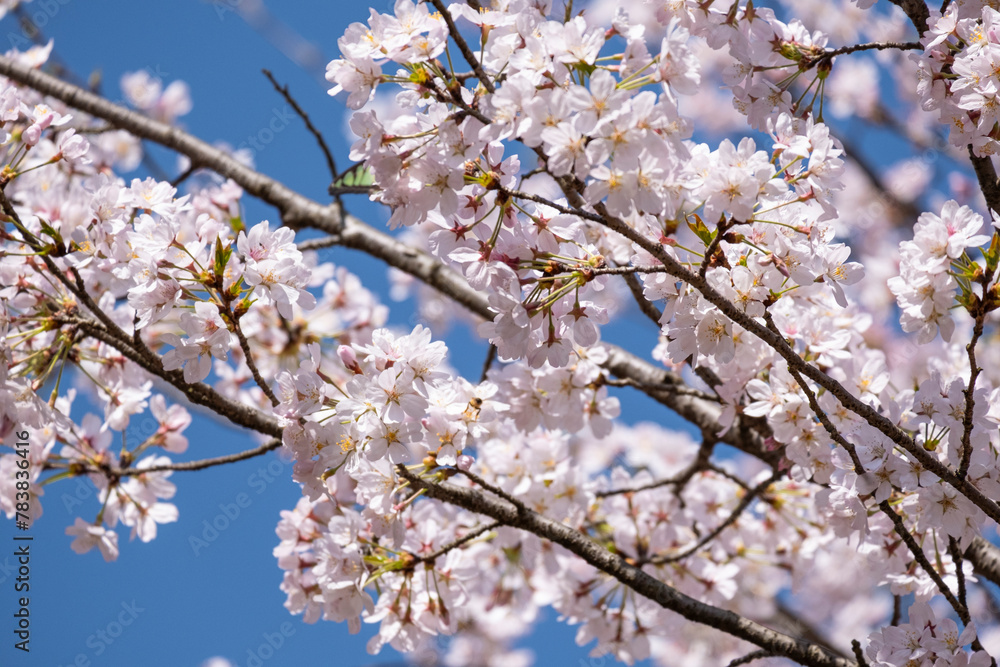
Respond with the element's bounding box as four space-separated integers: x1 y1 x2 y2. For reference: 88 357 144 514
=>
337 345 362 374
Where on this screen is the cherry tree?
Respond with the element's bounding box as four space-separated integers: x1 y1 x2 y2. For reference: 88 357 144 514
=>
2 0 1000 665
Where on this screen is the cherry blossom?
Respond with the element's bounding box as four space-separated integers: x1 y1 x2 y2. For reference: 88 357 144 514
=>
2 2 1000 666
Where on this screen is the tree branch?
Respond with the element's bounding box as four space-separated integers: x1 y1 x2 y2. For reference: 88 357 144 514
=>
651 471 780 565
887 0 930 36
61 316 283 438
261 68 338 185
231 314 280 407
0 56 341 231
410 520 500 566
428 0 495 94
396 467 856 667
76 438 283 476
0 54 787 498
965 537 1000 587
968 147 1000 214
543 187 1000 525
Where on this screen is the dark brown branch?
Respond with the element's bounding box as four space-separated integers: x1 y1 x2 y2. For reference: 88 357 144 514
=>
879 499 966 622
0 54 780 479
428 0 495 94
887 0 930 36
780 343 971 625
700 219 731 280
232 315 280 407
968 148 1000 215
262 69 338 184
597 439 714 498
803 40 922 71
622 270 663 325
454 468 527 513
80 438 282 476
62 317 283 438
771 601 852 661
327 184 377 196
958 290 988 479
0 56 341 231
411 520 500 566
852 640 870 667
590 264 671 276
728 650 775 667
0 187 282 442
479 343 497 383
544 187 1000 524
965 537 1000 587
170 163 199 188
651 471 779 565
950 537 970 617
396 467 856 667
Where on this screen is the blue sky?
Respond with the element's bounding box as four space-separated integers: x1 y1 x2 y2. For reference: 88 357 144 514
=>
0 2 670 666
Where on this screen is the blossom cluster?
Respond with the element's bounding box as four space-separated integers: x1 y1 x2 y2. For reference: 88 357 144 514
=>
0 54 384 564
2 1 1000 667
915 3 1000 157
889 201 991 343
310 0 1000 663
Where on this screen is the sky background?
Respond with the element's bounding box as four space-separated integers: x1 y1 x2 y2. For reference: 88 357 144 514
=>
0 2 671 666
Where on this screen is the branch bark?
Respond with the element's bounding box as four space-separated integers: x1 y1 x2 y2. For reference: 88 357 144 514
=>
397 467 856 667
966 537 1000 587
0 56 775 470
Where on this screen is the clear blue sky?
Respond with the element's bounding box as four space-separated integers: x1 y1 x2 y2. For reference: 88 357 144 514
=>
0 2 670 666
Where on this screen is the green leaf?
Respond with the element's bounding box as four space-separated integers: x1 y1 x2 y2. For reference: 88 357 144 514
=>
687 215 713 245
984 231 1000 276
574 62 597 79
37 218 64 246
213 235 232 279
333 163 374 188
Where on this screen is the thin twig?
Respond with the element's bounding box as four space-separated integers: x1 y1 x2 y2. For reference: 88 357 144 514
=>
453 467 527 513
596 441 713 497
411 521 500 566
328 184 377 196
851 640 870 667
958 306 986 479
879 500 966 622
773 311 973 627
545 184 1000 525
428 0 495 94
950 537 969 616
78 438 282 476
262 69 338 184
699 219 731 280
727 650 774 667
622 270 663 325
395 467 856 667
589 264 671 276
55 316 283 438
479 343 497 383
232 314 280 406
804 40 922 71
650 471 779 564
170 163 199 188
